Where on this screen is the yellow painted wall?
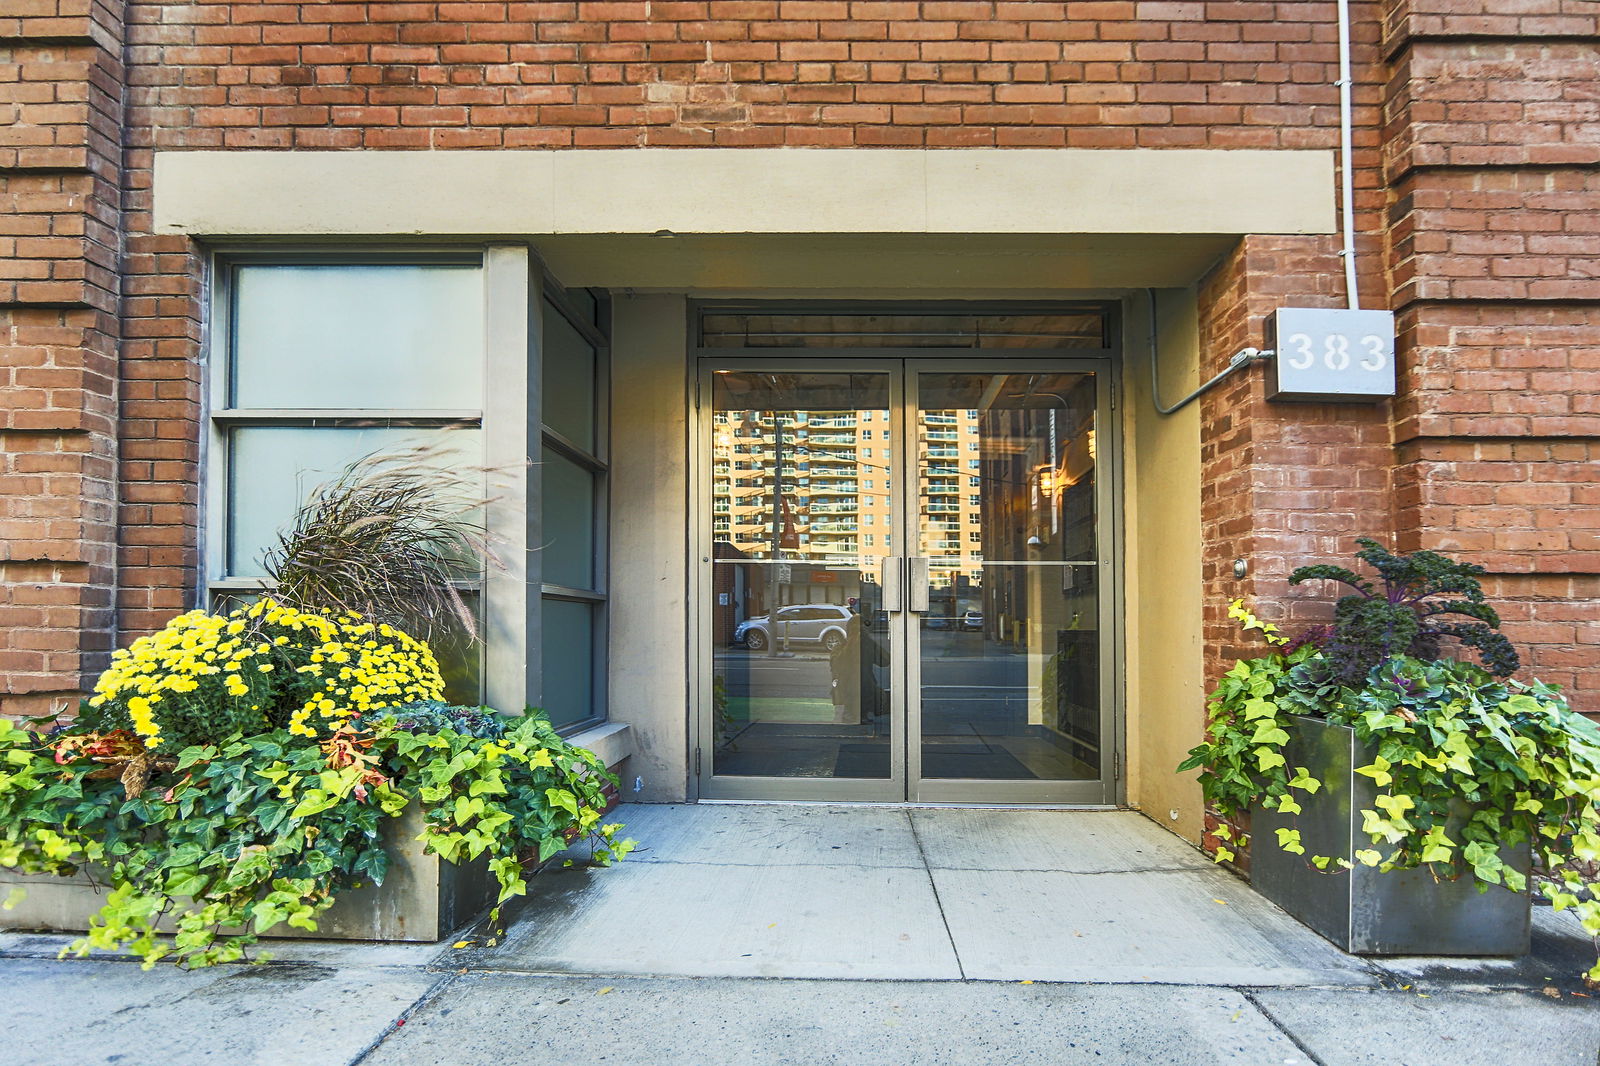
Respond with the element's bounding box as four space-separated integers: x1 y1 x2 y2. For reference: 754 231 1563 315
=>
1122 288 1208 842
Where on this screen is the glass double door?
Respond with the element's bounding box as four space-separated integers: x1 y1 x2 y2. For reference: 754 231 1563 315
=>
701 358 1112 804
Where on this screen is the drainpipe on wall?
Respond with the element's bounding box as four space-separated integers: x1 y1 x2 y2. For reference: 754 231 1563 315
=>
1150 0 1364 413
1337 0 1361 311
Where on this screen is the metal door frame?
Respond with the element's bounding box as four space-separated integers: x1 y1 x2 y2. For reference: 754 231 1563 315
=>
692 356 910 803
688 333 1123 807
901 358 1117 806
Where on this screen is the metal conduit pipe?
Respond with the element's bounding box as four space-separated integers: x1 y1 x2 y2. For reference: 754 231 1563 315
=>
1148 289 1273 417
1337 0 1361 310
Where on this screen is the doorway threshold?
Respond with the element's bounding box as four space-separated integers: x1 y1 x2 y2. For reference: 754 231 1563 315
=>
695 797 1122 811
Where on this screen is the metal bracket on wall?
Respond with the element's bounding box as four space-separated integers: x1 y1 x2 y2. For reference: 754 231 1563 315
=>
1153 343 1274 416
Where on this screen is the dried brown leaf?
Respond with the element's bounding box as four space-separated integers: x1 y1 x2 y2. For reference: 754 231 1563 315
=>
120 752 151 799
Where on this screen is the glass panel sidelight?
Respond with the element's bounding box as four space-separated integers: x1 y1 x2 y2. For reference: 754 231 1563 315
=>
541 298 598 451
913 372 1102 783
709 371 895 780
538 292 609 731
541 598 596 731
539 445 596 589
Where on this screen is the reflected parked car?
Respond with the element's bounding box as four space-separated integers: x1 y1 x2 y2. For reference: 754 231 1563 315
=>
961 610 984 631
735 604 854 652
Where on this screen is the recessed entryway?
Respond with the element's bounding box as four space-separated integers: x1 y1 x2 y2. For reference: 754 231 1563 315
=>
692 307 1119 805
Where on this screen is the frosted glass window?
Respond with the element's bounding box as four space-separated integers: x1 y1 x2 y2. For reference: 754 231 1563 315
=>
226 426 481 576
541 599 594 729
541 447 594 589
542 301 596 451
231 265 484 410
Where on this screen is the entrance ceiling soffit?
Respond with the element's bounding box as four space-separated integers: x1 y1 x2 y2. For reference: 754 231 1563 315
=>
532 233 1239 290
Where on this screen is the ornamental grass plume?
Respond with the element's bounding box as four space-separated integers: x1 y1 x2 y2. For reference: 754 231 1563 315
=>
263 440 497 646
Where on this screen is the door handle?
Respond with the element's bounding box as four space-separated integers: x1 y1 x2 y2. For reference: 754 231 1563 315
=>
909 557 930 613
880 556 903 612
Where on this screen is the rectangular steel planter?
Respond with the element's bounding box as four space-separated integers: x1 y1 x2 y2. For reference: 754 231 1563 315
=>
1251 714 1530 956
0 806 494 943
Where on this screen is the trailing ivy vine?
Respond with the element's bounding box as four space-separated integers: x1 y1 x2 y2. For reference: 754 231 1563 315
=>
1182 597 1600 981
1 596 632 969
0 445 634 969
1 710 630 969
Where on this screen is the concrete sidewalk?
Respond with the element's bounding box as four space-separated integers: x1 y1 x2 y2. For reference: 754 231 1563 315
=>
5 804 1600 1065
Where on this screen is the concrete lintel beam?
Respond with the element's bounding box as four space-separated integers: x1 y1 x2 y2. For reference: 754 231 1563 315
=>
154 148 1335 239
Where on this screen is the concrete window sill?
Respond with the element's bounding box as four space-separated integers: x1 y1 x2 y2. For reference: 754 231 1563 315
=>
564 720 632 771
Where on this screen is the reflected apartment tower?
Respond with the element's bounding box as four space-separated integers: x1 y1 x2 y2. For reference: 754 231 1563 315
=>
711 407 983 618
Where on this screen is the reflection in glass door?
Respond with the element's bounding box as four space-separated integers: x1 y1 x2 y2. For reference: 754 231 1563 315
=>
700 360 1112 805
909 367 1107 804
705 367 904 801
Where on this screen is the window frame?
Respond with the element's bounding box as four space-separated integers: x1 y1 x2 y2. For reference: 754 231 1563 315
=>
204 250 489 700
202 247 612 735
204 250 487 582
535 276 612 734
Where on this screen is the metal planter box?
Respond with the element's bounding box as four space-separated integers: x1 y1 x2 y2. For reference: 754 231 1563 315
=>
1252 714 1530 956
0 806 493 943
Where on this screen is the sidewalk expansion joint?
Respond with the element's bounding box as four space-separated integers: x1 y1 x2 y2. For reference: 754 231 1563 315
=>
1242 989 1330 1066
611 857 1206 876
345 969 459 1066
619 857 929 870
907 808 968 981
405 969 1385 991
930 865 1208 876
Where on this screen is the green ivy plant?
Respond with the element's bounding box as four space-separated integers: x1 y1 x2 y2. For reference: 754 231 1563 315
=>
1181 597 1600 980
0 445 634 969
0 708 632 969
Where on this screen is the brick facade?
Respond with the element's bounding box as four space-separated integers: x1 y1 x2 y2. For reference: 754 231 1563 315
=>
2 2 1596 724
1 0 126 718
1385 1 1600 710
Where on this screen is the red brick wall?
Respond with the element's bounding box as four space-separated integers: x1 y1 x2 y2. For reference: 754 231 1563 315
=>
2 0 1595 722
1384 0 1600 711
1195 235 1395 687
123 1 1367 151
0 0 125 718
112 235 202 642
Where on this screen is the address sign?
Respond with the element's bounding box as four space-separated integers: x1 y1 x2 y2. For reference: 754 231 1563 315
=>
1268 307 1397 403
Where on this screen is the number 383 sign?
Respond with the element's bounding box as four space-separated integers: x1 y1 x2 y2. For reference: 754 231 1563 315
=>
1268 307 1396 403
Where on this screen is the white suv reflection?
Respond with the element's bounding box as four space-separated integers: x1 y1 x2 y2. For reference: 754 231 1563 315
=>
735 604 854 652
